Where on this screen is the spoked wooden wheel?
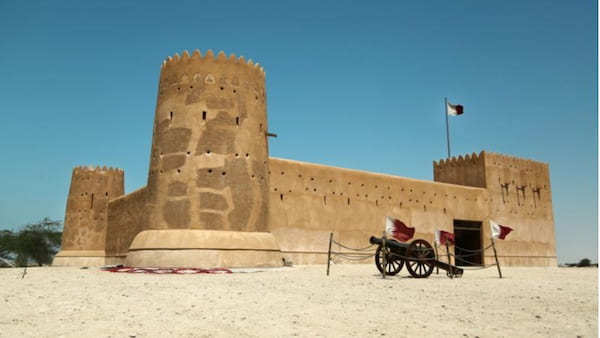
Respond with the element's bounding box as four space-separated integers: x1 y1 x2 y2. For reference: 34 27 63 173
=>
406 239 435 278
375 244 404 276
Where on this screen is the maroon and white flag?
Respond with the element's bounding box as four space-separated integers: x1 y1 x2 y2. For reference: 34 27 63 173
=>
490 220 513 240
435 229 455 246
446 101 464 116
385 217 415 242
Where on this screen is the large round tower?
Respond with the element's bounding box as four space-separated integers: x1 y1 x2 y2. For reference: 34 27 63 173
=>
53 165 124 266
127 50 281 268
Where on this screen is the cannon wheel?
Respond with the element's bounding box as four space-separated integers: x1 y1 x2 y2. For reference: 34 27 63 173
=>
375 244 404 276
406 239 435 278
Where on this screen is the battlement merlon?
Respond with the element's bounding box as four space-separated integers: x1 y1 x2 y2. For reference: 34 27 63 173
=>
73 165 125 175
160 49 266 77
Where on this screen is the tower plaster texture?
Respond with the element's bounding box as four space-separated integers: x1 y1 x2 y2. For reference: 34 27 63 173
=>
126 50 281 268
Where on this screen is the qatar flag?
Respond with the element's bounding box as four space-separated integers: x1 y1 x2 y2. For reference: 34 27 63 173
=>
385 217 415 242
446 101 464 116
490 220 513 240
435 229 455 246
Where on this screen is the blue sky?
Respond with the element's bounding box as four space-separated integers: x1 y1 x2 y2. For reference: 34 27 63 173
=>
0 1 596 264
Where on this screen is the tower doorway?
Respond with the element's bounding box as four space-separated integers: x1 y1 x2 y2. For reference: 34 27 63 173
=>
453 220 483 266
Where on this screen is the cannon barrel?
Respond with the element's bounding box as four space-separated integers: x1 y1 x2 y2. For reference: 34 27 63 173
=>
369 236 409 251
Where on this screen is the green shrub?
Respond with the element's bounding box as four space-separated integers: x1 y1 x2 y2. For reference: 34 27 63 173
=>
576 258 591 267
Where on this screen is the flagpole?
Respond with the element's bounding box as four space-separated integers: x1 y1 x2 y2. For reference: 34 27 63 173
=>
445 97 451 158
326 232 333 276
491 237 503 278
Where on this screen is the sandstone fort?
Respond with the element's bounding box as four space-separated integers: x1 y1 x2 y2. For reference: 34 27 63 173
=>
53 50 557 268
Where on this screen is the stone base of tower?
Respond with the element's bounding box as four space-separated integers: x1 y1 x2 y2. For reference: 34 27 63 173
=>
52 250 108 267
125 230 283 268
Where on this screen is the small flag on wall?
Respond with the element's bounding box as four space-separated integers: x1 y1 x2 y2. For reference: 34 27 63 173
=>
446 101 464 116
434 229 455 246
490 220 513 240
385 216 415 242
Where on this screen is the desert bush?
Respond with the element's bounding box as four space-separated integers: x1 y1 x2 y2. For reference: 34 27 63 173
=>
576 258 591 267
0 218 62 266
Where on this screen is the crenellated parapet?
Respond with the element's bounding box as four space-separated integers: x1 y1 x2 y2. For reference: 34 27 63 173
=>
160 49 265 76
433 151 484 170
72 165 124 175
434 151 486 188
157 49 266 102
73 165 124 173
68 165 125 198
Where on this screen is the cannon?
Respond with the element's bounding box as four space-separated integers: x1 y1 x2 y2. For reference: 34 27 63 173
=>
369 236 463 278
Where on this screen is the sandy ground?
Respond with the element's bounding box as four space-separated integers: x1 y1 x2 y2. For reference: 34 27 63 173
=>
0 265 597 337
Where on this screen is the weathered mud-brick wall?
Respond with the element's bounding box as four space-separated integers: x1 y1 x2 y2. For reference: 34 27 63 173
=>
268 157 489 265
105 187 147 260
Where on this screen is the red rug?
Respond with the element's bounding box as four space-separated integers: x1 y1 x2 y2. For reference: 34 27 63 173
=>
103 266 232 274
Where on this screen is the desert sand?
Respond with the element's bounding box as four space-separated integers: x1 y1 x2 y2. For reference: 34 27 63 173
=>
0 265 597 337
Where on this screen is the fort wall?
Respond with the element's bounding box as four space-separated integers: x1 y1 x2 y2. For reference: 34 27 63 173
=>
105 187 147 261
268 157 489 264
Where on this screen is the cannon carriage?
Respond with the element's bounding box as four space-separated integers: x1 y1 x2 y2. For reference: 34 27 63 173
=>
369 236 463 278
